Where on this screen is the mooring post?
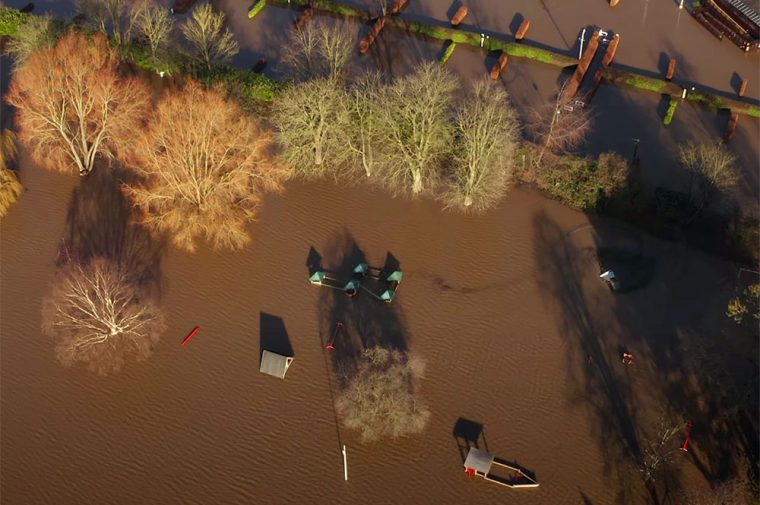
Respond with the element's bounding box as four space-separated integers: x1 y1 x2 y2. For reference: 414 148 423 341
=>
342 445 348 481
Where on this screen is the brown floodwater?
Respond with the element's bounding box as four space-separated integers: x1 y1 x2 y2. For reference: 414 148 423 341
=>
1 1 758 503
2 149 756 504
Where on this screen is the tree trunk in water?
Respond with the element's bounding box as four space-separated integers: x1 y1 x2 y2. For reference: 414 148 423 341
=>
412 171 422 193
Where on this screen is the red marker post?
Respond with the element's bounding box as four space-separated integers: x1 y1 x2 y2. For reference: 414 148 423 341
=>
680 420 693 452
181 326 200 346
325 322 343 350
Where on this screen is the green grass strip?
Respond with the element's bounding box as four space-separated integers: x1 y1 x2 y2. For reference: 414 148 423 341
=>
248 0 267 19
663 98 678 125
440 41 456 65
625 74 668 93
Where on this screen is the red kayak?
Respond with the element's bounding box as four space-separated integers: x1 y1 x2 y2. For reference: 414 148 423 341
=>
181 326 200 346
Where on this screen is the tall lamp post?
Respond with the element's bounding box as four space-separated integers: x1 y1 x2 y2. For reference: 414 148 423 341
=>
579 28 587 59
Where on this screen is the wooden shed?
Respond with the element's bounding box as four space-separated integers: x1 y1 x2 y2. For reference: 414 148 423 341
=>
260 350 294 379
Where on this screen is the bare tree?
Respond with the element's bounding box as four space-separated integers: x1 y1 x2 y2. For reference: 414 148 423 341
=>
281 20 354 81
679 142 738 219
0 129 23 218
345 72 384 178
727 283 760 324
180 2 239 70
42 258 166 375
445 80 519 212
528 83 592 165
273 78 352 177
336 347 430 442
125 80 285 252
375 62 457 195
679 477 754 505
133 0 174 66
4 13 63 69
6 32 151 176
637 419 682 484
75 0 138 46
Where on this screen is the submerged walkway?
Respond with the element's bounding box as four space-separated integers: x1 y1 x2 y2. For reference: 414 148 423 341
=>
266 0 759 118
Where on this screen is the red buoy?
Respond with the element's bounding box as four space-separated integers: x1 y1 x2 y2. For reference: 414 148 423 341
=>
181 326 200 346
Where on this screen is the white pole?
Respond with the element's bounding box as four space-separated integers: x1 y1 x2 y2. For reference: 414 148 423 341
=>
480 34 485 48
579 28 586 60
679 0 684 9
342 445 348 481
681 88 687 99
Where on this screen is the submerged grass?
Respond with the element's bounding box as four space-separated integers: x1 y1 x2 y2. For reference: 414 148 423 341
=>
440 41 456 65
663 98 678 126
248 0 267 19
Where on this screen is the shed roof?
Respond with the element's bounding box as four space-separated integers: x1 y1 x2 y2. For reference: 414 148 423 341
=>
464 447 494 474
259 350 294 379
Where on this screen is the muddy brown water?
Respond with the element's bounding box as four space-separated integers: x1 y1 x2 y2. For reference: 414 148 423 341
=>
2 150 757 504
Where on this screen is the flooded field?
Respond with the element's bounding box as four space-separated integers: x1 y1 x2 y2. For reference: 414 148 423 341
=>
1 1 759 504
2 150 757 504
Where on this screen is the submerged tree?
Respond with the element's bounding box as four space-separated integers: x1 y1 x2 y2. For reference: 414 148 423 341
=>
133 0 174 67
6 32 151 176
679 142 738 219
445 80 519 212
75 0 138 46
180 2 238 70
273 78 351 177
281 20 354 81
125 80 285 252
727 283 760 324
345 72 384 178
336 347 430 442
42 258 166 375
637 419 683 485
4 13 63 69
0 129 23 218
376 62 457 195
528 83 592 165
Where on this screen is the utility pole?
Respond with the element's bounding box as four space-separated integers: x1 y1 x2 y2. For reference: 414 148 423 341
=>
631 138 640 163
579 28 587 59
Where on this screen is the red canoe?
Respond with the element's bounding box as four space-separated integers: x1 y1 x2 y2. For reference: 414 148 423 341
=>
181 326 200 346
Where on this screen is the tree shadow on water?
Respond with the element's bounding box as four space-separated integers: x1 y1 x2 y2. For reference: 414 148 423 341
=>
533 211 646 503
60 167 163 294
311 230 409 383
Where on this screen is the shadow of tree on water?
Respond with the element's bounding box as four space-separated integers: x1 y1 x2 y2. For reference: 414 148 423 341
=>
60 166 164 294
312 230 409 385
535 209 758 504
533 212 650 504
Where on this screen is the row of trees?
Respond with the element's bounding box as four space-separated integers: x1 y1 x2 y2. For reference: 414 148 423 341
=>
274 23 521 212
6 0 238 72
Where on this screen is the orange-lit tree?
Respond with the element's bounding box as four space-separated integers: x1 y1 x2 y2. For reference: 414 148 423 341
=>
6 32 150 176
42 258 166 375
125 81 286 252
